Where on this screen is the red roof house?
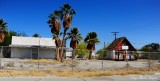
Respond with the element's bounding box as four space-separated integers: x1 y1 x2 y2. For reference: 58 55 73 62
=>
106 37 137 60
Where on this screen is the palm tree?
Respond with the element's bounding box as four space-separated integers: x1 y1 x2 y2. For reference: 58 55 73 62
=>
0 19 8 43
59 4 76 62
84 32 100 60
48 10 61 33
60 4 76 33
47 10 62 61
66 27 82 59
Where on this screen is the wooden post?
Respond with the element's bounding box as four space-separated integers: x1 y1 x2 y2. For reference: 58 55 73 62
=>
0 46 3 69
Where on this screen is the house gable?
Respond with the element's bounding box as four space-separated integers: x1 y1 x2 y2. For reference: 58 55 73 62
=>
107 37 136 51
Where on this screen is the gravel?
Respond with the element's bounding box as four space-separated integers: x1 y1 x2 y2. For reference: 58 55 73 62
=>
0 58 159 70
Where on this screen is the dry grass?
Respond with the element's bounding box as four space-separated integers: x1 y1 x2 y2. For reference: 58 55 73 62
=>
26 59 60 64
0 70 45 77
0 65 159 77
56 66 160 77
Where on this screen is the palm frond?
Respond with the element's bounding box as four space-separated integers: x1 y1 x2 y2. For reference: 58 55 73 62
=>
70 9 76 15
84 35 89 42
84 32 100 50
66 27 82 49
76 34 83 41
0 19 8 33
60 4 76 18
70 27 79 35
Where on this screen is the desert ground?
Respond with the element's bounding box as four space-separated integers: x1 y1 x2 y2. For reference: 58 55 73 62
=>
0 74 160 81
0 58 159 77
1 58 159 70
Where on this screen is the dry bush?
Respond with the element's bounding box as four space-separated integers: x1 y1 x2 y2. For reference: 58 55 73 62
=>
5 62 15 67
0 64 159 77
26 59 60 64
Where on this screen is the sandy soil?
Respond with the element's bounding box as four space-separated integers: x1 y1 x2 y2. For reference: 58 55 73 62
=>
0 58 159 71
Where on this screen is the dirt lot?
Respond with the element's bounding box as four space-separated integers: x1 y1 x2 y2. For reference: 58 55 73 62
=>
0 58 159 77
0 58 159 70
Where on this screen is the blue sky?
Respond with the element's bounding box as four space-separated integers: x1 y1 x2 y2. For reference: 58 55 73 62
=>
0 0 160 50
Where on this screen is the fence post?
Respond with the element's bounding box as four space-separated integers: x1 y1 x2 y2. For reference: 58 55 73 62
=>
72 49 73 71
0 46 2 69
102 42 105 69
38 47 39 69
126 50 129 66
148 52 151 67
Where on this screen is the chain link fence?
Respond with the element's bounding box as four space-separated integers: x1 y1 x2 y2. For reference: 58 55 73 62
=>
0 46 160 71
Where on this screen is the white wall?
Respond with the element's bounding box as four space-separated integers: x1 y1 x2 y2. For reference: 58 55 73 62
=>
66 51 72 57
11 47 32 59
111 50 115 60
11 47 56 59
39 48 55 59
92 51 96 56
11 36 56 59
12 36 55 46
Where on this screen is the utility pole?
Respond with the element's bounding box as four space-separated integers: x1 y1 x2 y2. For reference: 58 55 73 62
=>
38 37 40 69
111 32 119 40
158 43 160 51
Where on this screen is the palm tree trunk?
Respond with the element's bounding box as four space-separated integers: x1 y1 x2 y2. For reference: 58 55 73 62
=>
60 35 65 62
89 51 92 60
72 49 76 59
0 32 5 43
56 47 60 61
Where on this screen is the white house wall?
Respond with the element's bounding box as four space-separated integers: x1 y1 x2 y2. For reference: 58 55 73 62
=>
12 36 55 46
111 50 115 60
11 47 56 59
39 48 55 59
11 36 56 59
66 51 72 57
11 47 32 59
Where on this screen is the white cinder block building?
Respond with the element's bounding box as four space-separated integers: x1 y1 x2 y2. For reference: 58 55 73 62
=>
10 36 56 59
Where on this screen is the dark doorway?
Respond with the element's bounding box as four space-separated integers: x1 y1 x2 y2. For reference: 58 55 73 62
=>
32 48 38 59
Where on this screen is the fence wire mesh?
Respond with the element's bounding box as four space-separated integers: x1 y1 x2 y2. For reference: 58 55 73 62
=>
0 46 159 71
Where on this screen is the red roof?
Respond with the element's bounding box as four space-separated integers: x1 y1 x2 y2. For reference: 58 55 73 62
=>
106 37 136 51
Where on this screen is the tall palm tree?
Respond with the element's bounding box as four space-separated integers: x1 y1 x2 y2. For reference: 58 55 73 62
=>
0 19 8 43
47 11 62 61
84 32 100 60
66 27 82 59
48 10 61 33
60 4 76 33
59 4 76 62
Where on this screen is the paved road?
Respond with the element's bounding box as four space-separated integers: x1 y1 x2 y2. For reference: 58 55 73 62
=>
0 75 160 81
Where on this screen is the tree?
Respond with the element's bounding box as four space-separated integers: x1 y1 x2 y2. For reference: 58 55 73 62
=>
0 19 8 43
17 32 28 37
84 32 100 60
32 33 40 37
48 4 76 62
48 10 61 33
139 43 160 52
96 43 110 56
0 31 28 46
48 10 62 61
0 31 17 58
96 49 104 56
60 4 76 62
66 27 82 59
0 31 28 58
76 42 89 56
